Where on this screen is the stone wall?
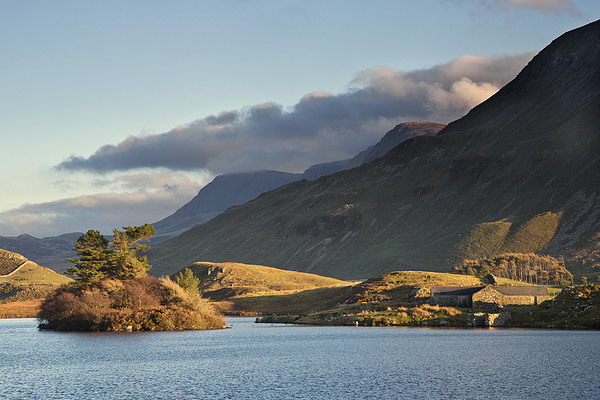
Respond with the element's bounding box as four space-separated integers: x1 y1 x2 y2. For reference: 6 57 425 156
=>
467 311 511 327
429 294 472 307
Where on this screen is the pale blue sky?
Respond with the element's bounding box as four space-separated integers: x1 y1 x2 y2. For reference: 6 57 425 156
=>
0 0 598 236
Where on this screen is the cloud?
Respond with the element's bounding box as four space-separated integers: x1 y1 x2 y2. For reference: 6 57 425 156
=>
0 170 213 237
456 0 581 15
504 0 579 14
0 191 192 237
56 52 533 175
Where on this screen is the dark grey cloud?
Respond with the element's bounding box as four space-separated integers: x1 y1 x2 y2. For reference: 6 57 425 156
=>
56 52 533 175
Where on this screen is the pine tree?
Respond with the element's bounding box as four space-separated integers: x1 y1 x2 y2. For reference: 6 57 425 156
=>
67 224 155 284
67 230 110 285
175 267 201 298
109 224 155 280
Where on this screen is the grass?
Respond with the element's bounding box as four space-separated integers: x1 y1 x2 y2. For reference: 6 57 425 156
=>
0 260 73 318
0 300 43 318
0 249 27 275
178 261 351 300
292 303 468 327
0 262 72 285
215 285 354 315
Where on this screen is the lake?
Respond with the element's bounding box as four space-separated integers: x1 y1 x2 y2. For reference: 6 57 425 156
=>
1 318 599 399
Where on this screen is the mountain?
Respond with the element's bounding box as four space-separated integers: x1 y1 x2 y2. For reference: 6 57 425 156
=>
0 233 80 273
345 121 446 169
152 121 445 241
151 170 301 242
148 20 600 280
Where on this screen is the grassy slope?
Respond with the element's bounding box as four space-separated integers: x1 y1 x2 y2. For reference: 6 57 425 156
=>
0 300 44 318
0 262 72 286
185 261 349 295
0 249 27 275
173 261 352 315
0 254 72 317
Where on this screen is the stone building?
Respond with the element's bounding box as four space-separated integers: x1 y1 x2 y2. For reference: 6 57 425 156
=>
430 285 554 308
429 286 484 307
471 285 553 308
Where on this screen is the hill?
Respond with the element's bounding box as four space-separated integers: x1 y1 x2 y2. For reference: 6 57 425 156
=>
149 21 600 280
0 249 27 275
181 261 348 298
0 233 79 273
185 265 492 316
0 249 72 317
190 264 540 325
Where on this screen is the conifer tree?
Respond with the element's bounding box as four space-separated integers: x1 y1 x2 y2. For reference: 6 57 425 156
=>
175 267 201 298
109 224 154 280
67 230 110 285
67 224 155 284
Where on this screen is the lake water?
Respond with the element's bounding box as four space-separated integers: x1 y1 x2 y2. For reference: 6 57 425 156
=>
1 318 599 399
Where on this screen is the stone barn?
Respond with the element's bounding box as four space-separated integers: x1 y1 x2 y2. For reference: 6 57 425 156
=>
430 285 555 308
471 285 554 308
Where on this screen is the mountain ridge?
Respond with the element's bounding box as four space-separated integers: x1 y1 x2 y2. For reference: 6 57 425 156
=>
148 20 600 279
151 120 445 241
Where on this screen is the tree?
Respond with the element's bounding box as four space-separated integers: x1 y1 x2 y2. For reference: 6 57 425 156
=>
108 224 155 280
67 224 155 284
175 267 201 298
67 230 110 285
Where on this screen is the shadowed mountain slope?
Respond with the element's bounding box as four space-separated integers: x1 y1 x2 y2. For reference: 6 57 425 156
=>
151 170 302 242
149 21 600 279
345 121 447 169
152 121 445 241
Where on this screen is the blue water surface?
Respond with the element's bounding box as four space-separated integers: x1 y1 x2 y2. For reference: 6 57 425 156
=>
1 317 599 399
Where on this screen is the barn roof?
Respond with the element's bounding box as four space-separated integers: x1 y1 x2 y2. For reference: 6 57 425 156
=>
431 286 484 296
489 286 550 296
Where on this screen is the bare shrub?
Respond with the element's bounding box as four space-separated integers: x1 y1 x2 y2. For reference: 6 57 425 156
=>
411 306 433 317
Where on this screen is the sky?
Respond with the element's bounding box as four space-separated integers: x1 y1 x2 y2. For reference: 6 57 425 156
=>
1 0 598 237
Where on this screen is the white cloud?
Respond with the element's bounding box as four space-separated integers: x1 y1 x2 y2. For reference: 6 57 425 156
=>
0 170 214 237
0 191 193 237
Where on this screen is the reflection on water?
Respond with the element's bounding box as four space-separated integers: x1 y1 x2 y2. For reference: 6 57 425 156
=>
1 317 599 399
